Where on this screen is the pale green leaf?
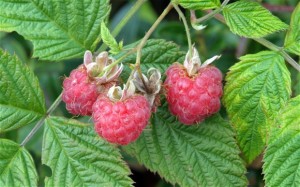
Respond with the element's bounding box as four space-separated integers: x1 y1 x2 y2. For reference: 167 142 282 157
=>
223 0 288 38
0 50 46 133
223 51 291 163
124 101 247 187
0 139 38 187
172 0 221 10
0 0 110 61
263 95 300 187
42 116 133 187
101 22 121 54
284 3 300 55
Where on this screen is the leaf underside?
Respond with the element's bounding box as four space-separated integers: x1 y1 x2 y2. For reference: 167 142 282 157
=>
42 117 133 187
124 101 247 187
223 0 288 38
0 50 46 132
0 0 110 61
263 95 300 187
173 0 221 10
0 139 38 187
223 51 291 163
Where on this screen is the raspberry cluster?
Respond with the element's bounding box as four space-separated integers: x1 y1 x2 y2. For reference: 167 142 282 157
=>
62 48 223 144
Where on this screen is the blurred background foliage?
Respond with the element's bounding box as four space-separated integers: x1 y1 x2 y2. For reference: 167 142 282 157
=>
0 0 299 186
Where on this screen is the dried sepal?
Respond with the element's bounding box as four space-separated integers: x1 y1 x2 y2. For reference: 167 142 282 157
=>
183 47 221 76
83 50 123 84
107 81 136 102
133 68 162 111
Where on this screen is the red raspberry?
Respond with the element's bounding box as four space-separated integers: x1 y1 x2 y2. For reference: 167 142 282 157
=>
164 63 223 125
62 66 98 116
92 94 151 145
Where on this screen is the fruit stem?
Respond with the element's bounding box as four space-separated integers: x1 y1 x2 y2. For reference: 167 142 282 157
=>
97 0 146 52
191 0 230 24
132 3 173 89
103 48 136 72
208 12 300 72
173 4 193 58
20 94 62 147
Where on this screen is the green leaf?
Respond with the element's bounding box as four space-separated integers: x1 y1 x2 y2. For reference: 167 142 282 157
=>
0 139 38 186
117 39 185 79
223 51 291 163
223 0 288 38
172 0 221 10
263 95 300 187
0 50 46 133
0 0 110 61
124 101 247 187
284 3 300 55
42 116 133 187
101 22 122 54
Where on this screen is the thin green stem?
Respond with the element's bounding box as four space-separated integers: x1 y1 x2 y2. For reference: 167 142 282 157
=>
20 94 62 147
128 3 173 89
135 3 173 66
210 12 300 72
97 0 146 52
103 49 136 72
255 38 300 72
173 4 193 57
112 0 146 37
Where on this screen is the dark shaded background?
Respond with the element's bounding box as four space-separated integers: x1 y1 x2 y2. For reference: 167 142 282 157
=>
0 0 299 186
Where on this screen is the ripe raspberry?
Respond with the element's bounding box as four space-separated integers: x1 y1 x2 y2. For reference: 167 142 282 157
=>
62 51 123 116
164 48 223 125
62 66 98 116
93 94 151 145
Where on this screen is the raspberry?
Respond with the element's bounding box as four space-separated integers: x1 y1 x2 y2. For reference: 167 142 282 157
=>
165 55 223 125
62 66 98 116
62 51 123 116
93 94 151 145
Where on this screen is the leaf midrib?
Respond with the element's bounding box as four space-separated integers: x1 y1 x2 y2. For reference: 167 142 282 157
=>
29 0 87 50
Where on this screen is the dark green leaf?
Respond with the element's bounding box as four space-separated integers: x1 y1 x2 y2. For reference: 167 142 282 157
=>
0 50 46 132
124 101 247 187
42 116 133 187
0 139 38 186
0 0 110 61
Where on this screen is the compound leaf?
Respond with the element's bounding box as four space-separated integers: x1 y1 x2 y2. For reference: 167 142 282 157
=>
0 0 110 61
0 139 38 187
172 0 221 10
124 101 247 187
0 50 46 133
223 51 291 163
284 3 300 55
42 116 133 187
223 0 288 38
263 95 300 187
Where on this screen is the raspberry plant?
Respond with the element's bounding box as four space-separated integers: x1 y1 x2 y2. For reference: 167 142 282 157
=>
0 0 299 186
